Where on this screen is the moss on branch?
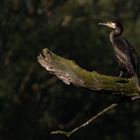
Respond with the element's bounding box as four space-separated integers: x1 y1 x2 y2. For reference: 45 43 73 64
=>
37 48 139 97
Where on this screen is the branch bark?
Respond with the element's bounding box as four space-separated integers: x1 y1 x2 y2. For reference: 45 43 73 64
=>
37 48 139 97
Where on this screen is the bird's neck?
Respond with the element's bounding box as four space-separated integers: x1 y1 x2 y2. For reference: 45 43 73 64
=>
110 27 123 44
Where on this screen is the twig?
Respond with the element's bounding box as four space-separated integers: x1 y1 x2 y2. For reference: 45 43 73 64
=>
18 65 35 94
65 103 91 128
131 95 140 101
51 95 140 137
51 101 119 137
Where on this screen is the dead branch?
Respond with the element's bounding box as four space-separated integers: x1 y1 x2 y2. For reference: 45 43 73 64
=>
37 48 139 97
51 102 119 137
50 96 140 137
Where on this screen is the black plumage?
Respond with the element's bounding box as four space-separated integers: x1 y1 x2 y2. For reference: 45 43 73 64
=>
99 20 140 91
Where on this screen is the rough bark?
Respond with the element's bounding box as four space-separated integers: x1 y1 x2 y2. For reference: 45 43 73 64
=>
37 48 139 97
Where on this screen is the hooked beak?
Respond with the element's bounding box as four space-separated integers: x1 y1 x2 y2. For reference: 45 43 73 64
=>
98 22 108 26
98 22 116 29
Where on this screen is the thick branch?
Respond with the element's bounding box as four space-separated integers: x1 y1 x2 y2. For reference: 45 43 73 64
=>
37 48 139 97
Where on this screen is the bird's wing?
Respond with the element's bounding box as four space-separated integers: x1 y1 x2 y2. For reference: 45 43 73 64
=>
123 38 138 72
114 37 137 73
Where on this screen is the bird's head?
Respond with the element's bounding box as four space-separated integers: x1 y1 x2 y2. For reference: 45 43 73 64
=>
98 20 122 29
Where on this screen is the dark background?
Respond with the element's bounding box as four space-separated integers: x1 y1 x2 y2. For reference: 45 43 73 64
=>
0 0 140 140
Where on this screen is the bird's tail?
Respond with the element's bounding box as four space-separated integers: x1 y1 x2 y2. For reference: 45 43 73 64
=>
133 73 140 92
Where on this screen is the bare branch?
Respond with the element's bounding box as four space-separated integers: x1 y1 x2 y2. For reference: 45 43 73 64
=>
18 65 35 94
51 101 119 137
50 96 140 137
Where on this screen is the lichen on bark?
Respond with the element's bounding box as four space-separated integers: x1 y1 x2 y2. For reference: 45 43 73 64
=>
38 48 139 97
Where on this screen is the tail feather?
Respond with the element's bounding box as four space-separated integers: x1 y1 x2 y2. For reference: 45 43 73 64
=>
133 73 140 92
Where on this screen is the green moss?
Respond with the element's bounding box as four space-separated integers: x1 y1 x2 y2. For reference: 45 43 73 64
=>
42 48 139 97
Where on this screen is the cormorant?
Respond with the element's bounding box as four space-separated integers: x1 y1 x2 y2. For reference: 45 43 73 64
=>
99 20 140 91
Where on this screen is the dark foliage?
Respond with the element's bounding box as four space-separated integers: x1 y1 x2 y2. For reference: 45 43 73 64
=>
0 0 140 140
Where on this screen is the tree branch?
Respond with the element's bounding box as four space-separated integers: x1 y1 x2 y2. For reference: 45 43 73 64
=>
51 96 140 137
37 48 139 97
51 102 119 137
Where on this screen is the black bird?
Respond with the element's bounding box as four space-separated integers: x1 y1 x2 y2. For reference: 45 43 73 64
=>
99 20 140 91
